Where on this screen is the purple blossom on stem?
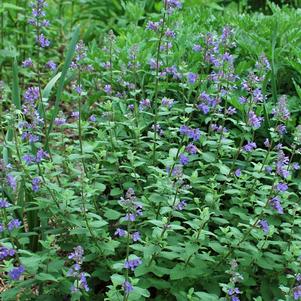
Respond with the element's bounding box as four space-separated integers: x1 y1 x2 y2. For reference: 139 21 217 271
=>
32 177 41 192
124 258 142 271
276 124 287 135
139 99 151 111
115 228 126 237
8 266 25 280
45 60 56 70
293 163 300 170
123 281 134 293
294 285 301 300
259 219 269 234
248 111 263 129
7 219 22 231
235 169 241 177
37 34 50 47
243 141 257 152
0 198 11 208
176 200 187 211
264 138 270 148
24 87 40 103
270 196 283 214
54 117 66 126
187 72 198 84
0 247 15 260
185 143 197 154
179 153 189 166
276 150 289 178
104 84 112 94
22 58 33 68
7 174 17 191
131 231 141 242
161 97 174 108
193 44 202 52
89 115 96 122
276 182 288 192
71 111 80 119
272 95 290 120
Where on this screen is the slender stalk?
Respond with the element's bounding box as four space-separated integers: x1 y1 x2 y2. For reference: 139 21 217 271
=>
152 2 167 164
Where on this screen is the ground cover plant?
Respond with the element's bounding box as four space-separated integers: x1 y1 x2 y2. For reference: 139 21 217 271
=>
1 0 301 300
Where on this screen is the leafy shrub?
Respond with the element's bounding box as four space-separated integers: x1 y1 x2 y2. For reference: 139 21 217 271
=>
1 1 301 301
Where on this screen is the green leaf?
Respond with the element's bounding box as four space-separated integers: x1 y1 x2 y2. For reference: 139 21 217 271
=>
36 273 58 282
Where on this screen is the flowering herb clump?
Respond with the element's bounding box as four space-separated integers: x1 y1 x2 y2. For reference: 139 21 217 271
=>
2 1 301 300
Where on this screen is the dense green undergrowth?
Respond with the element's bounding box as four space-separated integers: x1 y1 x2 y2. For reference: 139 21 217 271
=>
1 1 301 301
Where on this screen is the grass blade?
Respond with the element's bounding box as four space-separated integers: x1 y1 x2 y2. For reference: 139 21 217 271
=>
45 27 80 148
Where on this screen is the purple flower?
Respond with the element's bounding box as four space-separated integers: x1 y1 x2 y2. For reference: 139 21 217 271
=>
243 142 257 152
276 124 287 135
265 166 273 174
128 104 135 111
264 138 270 148
54 117 66 126
32 177 41 192
176 200 187 211
7 219 21 231
276 150 289 178
36 148 49 163
0 198 11 208
187 72 198 84
248 111 263 129
276 182 288 192
270 196 283 214
104 84 112 94
45 60 56 70
165 28 176 38
161 97 174 108
184 127 201 141
139 99 151 111
68 246 84 265
8 266 25 280
37 34 50 47
89 115 96 122
123 281 134 293
124 213 136 222
272 95 290 120
148 58 161 70
74 85 82 95
228 288 241 301
124 258 142 271
71 111 80 119
235 169 241 177
259 219 269 234
0 247 15 260
185 143 197 155
146 20 162 31
79 273 89 292
179 153 189 166
7 174 17 191
22 58 33 68
23 154 35 165
24 87 40 103
226 106 237 115
115 228 126 237
293 163 300 170
131 231 141 242
293 285 301 300
253 88 264 102
193 44 202 52
239 96 247 104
